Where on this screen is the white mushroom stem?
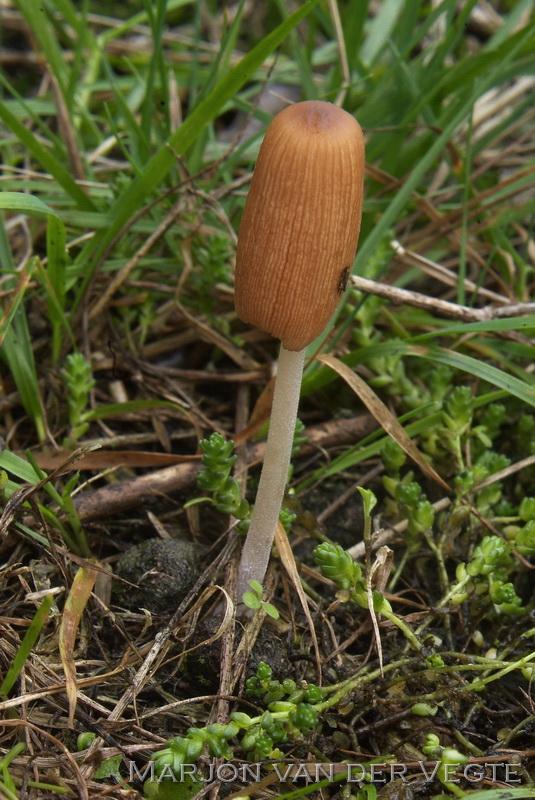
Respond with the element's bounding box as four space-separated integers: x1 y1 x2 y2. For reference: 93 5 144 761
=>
235 345 306 603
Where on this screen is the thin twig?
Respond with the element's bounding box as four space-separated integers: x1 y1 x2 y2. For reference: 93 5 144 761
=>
350 272 535 323
390 240 509 304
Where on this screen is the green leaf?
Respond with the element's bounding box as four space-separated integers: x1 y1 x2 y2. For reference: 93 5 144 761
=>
0 191 62 219
0 595 53 697
0 313 46 441
13 0 69 93
357 487 378 516
263 603 280 620
0 257 37 344
242 591 261 610
0 102 95 211
412 316 535 340
248 580 263 596
0 450 41 484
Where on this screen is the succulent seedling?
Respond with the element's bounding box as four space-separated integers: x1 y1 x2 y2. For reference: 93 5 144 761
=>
234 100 365 604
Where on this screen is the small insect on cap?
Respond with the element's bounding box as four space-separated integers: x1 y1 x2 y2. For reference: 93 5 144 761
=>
235 100 365 352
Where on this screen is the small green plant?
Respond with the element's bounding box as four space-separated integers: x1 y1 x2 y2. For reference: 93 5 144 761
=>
191 432 251 530
381 442 435 545
314 541 421 651
379 395 533 615
440 385 474 470
314 487 422 651
0 448 91 558
190 431 298 535
422 733 468 797
445 534 524 614
0 742 27 799
76 733 122 782
62 352 96 446
25 452 92 558
153 661 324 774
188 232 235 327
241 580 280 618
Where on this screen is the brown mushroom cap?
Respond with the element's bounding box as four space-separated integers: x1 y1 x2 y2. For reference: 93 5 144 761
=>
234 100 365 352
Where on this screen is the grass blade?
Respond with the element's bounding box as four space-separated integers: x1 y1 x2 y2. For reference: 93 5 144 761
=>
1 313 46 442
0 100 95 210
45 215 72 364
13 0 69 93
72 0 320 307
0 594 54 697
0 192 62 218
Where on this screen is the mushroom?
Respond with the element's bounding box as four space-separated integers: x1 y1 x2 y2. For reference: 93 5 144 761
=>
234 100 365 604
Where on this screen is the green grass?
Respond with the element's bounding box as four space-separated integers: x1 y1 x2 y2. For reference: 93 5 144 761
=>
0 0 534 797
